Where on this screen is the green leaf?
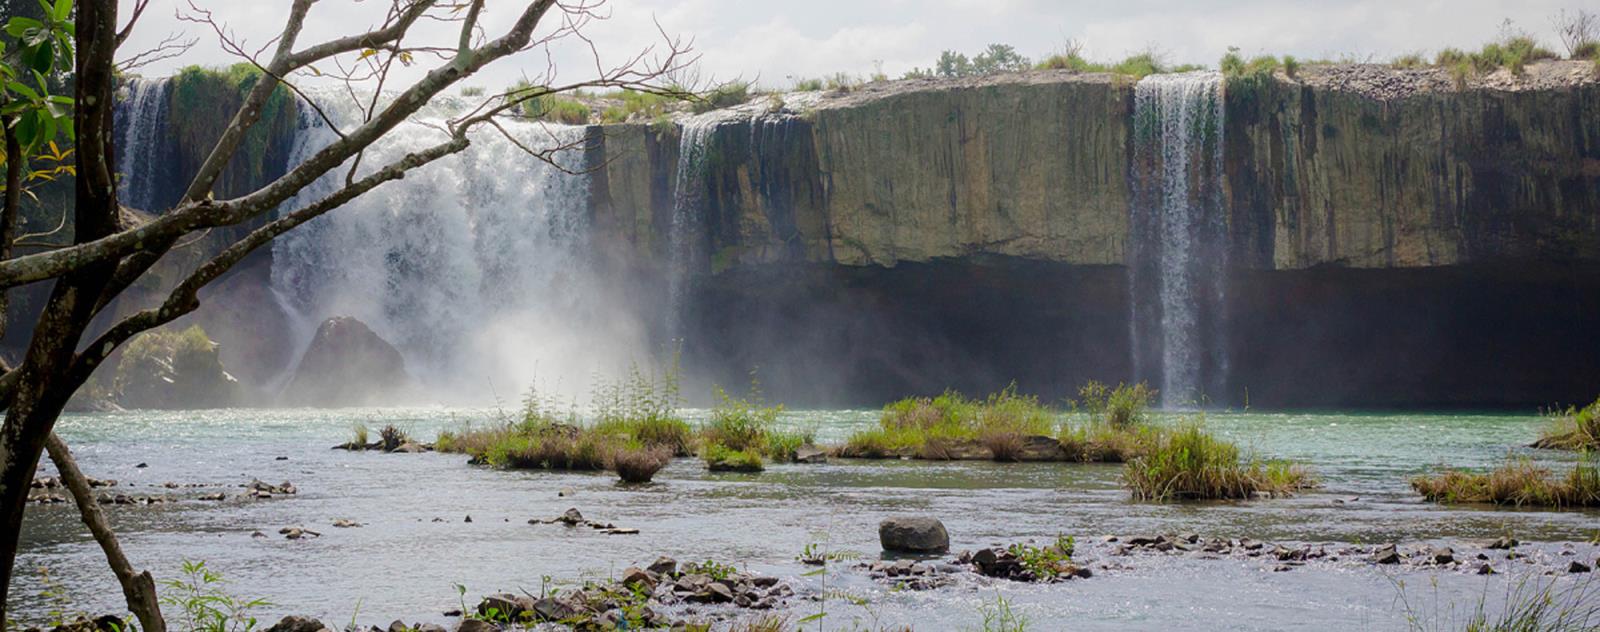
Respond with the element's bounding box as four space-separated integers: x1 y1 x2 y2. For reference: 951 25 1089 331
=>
51 0 71 23
25 41 53 74
37 109 56 148
6 80 38 100
797 613 825 624
3 17 42 38
13 111 37 149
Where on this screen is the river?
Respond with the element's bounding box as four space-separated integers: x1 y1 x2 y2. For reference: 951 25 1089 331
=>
12 408 1600 630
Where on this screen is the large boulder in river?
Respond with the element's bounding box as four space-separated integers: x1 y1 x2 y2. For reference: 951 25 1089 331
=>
878 516 949 554
281 317 415 406
113 325 242 409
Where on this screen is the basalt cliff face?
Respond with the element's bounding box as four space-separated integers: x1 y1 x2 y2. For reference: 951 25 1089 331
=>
70 62 1600 409
586 63 1599 407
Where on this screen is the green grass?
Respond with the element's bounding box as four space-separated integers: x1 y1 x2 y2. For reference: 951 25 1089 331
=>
699 383 811 462
1122 422 1316 501
1035 50 1196 79
841 386 1056 460
439 365 688 479
1077 380 1154 428
510 80 591 124
1411 457 1600 508
703 443 764 472
599 89 673 124
1058 421 1161 463
691 81 751 113
1533 397 1600 451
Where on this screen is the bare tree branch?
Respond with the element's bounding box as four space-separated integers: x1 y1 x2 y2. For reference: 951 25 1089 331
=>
44 434 165 632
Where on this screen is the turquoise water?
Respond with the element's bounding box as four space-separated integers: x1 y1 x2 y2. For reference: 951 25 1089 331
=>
12 408 1600 630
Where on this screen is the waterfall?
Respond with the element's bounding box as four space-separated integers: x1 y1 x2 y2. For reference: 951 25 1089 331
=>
114 77 172 212
269 94 646 401
665 114 721 343
1129 71 1229 408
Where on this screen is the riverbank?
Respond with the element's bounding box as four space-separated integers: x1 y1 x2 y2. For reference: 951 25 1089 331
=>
12 407 1600 629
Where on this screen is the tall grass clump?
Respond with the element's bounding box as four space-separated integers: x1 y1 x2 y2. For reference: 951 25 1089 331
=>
700 381 810 466
1123 421 1315 501
1077 381 1154 428
1532 396 1600 451
1057 381 1162 462
438 363 690 484
592 363 692 455
1411 456 1600 508
1394 565 1600 631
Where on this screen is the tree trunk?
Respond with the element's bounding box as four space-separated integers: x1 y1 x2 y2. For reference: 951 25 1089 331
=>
0 1 119 626
44 434 165 632
0 115 20 341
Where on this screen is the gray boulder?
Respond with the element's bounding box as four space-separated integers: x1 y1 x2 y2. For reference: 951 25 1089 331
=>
878 516 949 553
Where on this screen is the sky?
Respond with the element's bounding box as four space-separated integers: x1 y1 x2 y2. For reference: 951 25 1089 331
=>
115 0 1589 92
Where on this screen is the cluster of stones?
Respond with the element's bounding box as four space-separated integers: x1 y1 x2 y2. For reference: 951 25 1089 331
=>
467 556 791 631
1108 532 1599 576
243 479 297 499
26 476 117 504
527 508 639 535
858 558 960 590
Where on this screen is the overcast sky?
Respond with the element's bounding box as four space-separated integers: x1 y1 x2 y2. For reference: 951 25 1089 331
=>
117 0 1587 91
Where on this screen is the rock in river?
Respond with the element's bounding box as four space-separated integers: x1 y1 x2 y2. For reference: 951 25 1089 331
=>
878 516 949 553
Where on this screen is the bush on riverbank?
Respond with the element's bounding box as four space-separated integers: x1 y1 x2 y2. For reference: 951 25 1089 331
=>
1532 397 1600 451
1123 422 1315 501
1410 457 1600 507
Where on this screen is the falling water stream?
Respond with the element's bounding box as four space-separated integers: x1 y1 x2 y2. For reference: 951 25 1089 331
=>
265 94 646 400
1130 71 1230 408
114 78 173 213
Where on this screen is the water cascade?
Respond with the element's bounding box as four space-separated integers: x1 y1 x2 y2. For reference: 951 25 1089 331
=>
268 95 647 400
114 77 173 212
665 114 721 343
1128 71 1230 408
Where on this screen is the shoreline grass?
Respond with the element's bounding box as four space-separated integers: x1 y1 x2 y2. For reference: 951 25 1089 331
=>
1411 457 1600 508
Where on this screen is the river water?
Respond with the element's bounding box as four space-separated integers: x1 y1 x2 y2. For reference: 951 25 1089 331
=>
12 408 1600 630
